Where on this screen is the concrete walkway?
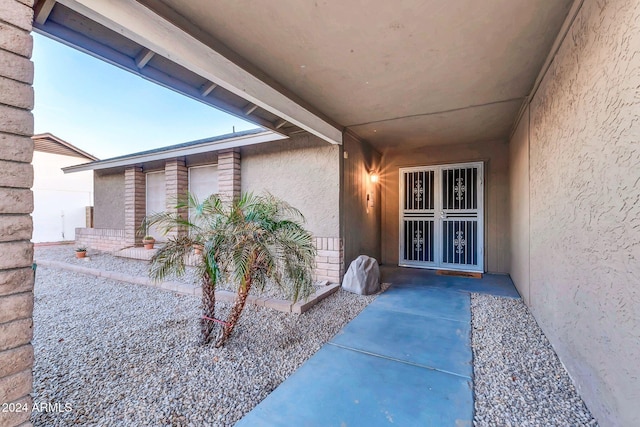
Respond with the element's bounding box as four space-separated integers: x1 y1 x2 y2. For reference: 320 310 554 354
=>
237 267 520 426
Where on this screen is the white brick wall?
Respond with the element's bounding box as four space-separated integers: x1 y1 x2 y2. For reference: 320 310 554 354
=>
313 237 343 284
76 228 127 252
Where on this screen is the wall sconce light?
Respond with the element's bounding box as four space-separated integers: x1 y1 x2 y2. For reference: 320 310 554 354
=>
370 171 379 184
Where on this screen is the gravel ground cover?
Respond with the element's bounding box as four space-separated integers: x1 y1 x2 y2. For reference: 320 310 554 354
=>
471 294 599 427
35 245 324 299
36 244 193 281
31 262 377 426
34 247 600 426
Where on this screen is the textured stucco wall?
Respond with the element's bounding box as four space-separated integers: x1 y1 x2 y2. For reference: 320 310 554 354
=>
94 171 125 229
517 1 640 425
342 133 382 267
241 133 340 237
509 106 530 304
381 139 510 273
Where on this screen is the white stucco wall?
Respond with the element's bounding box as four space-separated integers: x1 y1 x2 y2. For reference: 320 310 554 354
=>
241 133 340 237
510 1 640 425
32 151 93 242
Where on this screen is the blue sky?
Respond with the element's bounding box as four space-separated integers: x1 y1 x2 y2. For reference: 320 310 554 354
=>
32 33 257 159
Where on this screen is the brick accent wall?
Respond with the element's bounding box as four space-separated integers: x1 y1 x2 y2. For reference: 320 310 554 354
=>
218 149 240 201
313 237 343 284
165 158 188 239
85 206 93 228
124 166 145 246
0 1 35 426
76 228 127 252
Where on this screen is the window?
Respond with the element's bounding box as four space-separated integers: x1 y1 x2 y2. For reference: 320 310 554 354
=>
188 165 218 221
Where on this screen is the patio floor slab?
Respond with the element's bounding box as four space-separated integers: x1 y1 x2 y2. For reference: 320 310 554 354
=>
330 299 472 378
373 285 471 322
236 344 473 427
381 266 521 299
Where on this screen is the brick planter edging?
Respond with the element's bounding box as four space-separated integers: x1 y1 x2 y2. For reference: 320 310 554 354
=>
34 260 340 314
75 228 127 252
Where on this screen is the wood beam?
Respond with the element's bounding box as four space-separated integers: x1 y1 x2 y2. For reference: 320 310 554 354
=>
274 119 287 129
35 0 56 25
201 81 217 97
32 20 286 135
56 0 343 144
134 48 154 69
242 103 258 115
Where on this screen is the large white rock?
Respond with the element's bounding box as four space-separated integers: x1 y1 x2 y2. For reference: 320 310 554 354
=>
342 255 380 295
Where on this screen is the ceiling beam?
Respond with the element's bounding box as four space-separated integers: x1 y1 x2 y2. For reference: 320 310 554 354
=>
243 103 258 116
134 48 154 69
56 0 343 145
33 20 286 135
274 119 287 129
201 81 217 97
35 0 56 25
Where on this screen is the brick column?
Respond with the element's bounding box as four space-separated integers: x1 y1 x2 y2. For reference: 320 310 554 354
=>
0 2 36 427
218 149 241 201
85 206 94 228
165 159 188 239
313 237 344 284
124 166 146 246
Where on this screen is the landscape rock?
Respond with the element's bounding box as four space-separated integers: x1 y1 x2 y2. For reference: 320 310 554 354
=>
342 255 380 295
471 294 599 427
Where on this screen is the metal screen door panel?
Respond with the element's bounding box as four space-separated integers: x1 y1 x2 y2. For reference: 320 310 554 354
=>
400 169 436 266
399 162 484 272
440 164 483 270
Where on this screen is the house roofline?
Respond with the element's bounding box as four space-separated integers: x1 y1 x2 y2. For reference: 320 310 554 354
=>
32 133 99 161
62 130 286 173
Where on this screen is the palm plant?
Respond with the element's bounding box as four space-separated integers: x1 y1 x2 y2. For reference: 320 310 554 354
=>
143 192 317 347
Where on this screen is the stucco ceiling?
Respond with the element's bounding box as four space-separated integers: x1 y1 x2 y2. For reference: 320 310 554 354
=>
143 0 573 151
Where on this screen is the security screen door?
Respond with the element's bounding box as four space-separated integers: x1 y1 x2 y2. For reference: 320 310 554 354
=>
399 162 484 272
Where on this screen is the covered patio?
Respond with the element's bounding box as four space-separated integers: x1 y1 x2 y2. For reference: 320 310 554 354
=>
0 1 637 426
30 0 574 280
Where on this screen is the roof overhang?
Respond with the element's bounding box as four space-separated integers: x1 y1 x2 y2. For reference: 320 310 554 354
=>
36 0 575 153
63 130 286 173
32 132 98 160
36 0 343 145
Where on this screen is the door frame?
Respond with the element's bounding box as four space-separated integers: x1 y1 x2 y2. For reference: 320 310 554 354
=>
398 161 484 272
